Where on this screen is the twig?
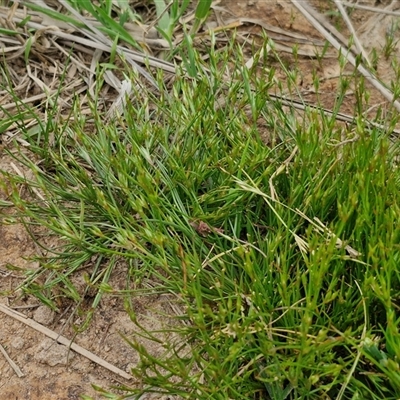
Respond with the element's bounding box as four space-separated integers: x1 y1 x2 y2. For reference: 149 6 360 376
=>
332 0 371 67
342 2 400 16
270 93 400 136
289 0 400 112
0 303 132 381
0 342 25 377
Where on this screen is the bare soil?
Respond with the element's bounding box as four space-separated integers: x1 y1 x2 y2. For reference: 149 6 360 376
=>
1 1 399 399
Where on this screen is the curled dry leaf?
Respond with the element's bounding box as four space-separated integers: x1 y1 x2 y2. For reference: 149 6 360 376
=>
189 220 224 237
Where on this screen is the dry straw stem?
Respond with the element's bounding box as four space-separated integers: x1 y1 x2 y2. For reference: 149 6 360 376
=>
204 16 335 58
341 1 400 16
0 303 132 381
1 1 398 137
10 1 175 74
0 341 25 377
0 2 171 125
331 0 371 67
0 2 172 103
290 0 400 112
267 93 400 138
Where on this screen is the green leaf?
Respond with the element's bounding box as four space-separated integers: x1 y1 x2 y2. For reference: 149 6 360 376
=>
195 0 213 20
22 1 83 27
24 36 33 64
153 0 171 33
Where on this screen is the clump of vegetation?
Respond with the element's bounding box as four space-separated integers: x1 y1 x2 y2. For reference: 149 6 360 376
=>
1 1 400 399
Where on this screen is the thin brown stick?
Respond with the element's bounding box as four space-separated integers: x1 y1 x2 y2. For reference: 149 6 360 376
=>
0 304 132 380
0 342 25 377
289 0 400 112
332 0 371 67
341 2 400 16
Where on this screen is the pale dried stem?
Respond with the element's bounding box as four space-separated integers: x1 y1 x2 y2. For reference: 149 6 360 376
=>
289 0 400 112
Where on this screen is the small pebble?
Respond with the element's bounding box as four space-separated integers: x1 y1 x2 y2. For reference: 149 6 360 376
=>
33 306 55 325
11 337 25 350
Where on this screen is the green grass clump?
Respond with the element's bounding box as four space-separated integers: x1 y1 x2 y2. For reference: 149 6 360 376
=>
2 41 400 399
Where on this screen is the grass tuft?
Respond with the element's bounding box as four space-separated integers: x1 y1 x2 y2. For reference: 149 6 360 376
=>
2 36 400 399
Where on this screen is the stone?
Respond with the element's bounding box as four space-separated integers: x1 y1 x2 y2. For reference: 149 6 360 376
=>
34 338 74 366
33 306 55 325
